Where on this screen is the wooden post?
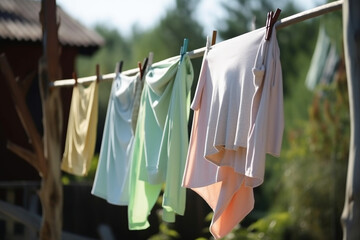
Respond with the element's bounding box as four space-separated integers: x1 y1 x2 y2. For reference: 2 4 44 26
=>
341 0 360 239
38 0 63 239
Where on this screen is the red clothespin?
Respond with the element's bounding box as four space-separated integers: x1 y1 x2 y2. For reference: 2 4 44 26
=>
72 72 78 87
265 8 281 40
96 64 100 83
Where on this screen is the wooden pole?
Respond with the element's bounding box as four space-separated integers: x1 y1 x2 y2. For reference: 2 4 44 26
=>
276 0 343 30
38 0 63 239
341 0 360 239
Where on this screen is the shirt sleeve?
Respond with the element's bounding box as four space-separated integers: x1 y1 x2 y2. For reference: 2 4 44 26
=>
245 32 284 187
265 41 284 156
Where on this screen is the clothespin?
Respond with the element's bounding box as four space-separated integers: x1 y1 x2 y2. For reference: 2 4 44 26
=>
180 38 188 62
72 72 78 87
119 61 123 74
138 62 143 80
115 60 123 78
183 38 188 55
265 8 281 40
141 57 149 80
179 46 183 57
211 30 217 46
147 52 154 70
96 64 100 83
206 36 211 52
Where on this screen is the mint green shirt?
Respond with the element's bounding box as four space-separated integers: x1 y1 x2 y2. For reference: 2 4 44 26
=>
128 55 194 229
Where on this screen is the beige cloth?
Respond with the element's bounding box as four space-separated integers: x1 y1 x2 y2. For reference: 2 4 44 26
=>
61 81 99 176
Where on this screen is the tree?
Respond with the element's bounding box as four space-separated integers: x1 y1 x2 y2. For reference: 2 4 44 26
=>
38 0 63 238
77 26 131 76
130 0 205 63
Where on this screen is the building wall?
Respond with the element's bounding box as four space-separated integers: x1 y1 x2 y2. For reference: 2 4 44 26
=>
0 41 76 181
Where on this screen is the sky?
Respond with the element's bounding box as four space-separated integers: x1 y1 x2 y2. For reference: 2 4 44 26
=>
57 0 325 38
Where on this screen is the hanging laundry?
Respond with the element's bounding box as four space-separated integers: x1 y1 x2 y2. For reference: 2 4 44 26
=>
305 26 339 90
61 80 99 176
128 55 194 230
182 27 284 239
91 73 142 205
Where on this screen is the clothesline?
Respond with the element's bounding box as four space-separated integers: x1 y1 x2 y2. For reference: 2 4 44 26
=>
50 0 343 88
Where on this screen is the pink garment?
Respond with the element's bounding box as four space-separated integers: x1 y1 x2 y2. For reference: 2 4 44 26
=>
182 27 283 239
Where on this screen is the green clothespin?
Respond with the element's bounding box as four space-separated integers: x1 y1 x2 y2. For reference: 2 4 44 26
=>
180 38 188 62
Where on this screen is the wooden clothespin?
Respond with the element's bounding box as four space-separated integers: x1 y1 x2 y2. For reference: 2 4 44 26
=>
211 30 217 46
141 57 149 80
72 72 78 87
265 8 281 40
119 61 123 74
115 60 123 78
96 64 100 83
138 61 143 80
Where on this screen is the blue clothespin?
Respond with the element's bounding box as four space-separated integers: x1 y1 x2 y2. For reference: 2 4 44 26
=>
180 38 188 62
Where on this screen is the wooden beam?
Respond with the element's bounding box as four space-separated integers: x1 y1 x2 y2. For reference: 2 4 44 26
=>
0 54 46 177
276 0 343 29
7 141 40 173
0 199 41 231
0 200 96 240
341 0 360 239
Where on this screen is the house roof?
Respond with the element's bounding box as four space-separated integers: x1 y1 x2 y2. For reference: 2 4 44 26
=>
0 0 104 50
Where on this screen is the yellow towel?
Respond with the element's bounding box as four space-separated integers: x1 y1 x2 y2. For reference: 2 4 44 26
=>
61 81 98 176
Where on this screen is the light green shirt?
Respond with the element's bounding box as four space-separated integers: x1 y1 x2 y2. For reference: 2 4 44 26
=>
128 55 194 229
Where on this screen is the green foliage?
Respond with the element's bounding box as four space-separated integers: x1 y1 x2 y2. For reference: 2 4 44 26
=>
149 208 181 240
273 8 348 239
77 26 132 76
218 0 274 38
131 0 205 63
322 2 343 53
219 212 291 240
61 154 99 184
148 222 180 240
279 68 349 240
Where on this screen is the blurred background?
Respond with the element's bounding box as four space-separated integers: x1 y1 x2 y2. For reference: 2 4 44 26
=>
0 0 347 239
